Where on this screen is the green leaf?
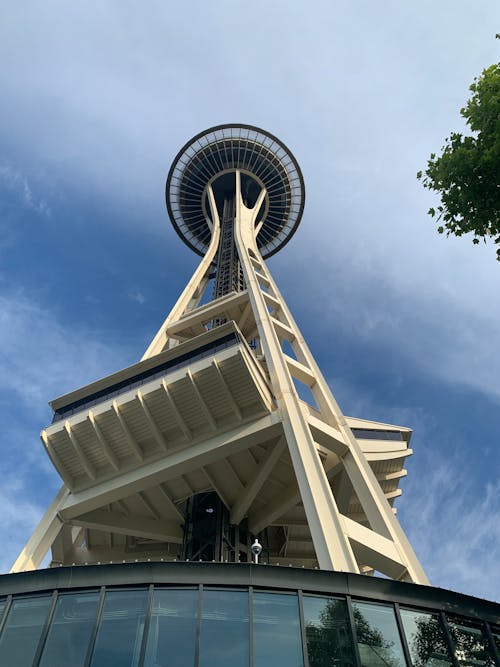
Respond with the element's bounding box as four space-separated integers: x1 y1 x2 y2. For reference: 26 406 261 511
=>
417 60 500 262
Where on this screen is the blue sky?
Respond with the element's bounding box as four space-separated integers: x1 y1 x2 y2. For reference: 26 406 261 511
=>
0 1 499 601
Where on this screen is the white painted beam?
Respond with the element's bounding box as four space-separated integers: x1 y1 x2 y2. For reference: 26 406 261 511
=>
230 436 286 525
41 430 74 487
112 401 144 462
308 414 348 456
70 509 183 544
64 421 96 480
186 370 217 431
202 466 230 508
10 486 69 572
157 484 185 522
88 411 120 471
59 413 282 520
211 359 242 420
161 380 191 440
137 390 168 452
248 483 301 535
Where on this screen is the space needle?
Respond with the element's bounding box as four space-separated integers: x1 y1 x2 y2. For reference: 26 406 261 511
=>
2 125 498 667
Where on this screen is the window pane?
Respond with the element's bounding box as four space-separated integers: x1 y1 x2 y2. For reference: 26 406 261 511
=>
0 600 5 623
491 628 500 654
303 596 356 667
90 589 148 667
447 618 495 667
400 609 452 667
200 589 249 667
253 592 304 667
0 595 52 667
39 591 99 667
352 601 406 667
143 588 198 667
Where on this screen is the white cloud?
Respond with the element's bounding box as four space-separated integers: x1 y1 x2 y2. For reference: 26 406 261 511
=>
319 378 500 602
0 163 51 217
0 290 134 571
402 448 500 603
0 291 131 418
128 289 147 305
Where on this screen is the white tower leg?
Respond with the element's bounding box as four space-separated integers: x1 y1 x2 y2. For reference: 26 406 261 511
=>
232 171 428 583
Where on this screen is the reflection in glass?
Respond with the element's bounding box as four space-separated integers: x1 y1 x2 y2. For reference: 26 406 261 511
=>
0 595 52 667
447 618 495 667
200 589 249 667
303 596 356 667
253 592 304 667
400 609 452 667
39 591 99 667
143 588 198 667
0 599 5 623
491 628 500 655
90 589 148 667
352 601 406 667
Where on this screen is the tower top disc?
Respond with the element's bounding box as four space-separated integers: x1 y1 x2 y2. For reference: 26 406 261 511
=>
166 124 305 258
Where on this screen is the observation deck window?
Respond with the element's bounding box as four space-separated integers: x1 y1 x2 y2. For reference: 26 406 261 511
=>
0 577 498 667
253 591 304 667
0 594 52 667
302 595 356 667
399 608 453 667
199 589 249 667
90 588 148 667
446 617 496 667
352 600 406 667
352 429 404 441
143 588 198 667
39 590 100 667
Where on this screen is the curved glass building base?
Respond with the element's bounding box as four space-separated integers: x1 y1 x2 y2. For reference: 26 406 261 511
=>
0 562 498 667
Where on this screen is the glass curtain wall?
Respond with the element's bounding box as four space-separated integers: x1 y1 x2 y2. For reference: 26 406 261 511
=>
0 588 498 667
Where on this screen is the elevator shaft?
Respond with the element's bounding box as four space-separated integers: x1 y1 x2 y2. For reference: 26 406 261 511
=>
214 196 245 299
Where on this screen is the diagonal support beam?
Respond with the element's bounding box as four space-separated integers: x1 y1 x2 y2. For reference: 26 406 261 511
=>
230 436 286 525
113 400 144 462
59 413 282 521
69 509 183 544
161 380 191 440
137 390 168 451
157 484 185 522
211 359 242 420
41 431 74 487
88 411 120 471
202 466 230 509
342 515 407 579
248 483 301 535
10 486 69 573
186 370 217 431
64 421 96 480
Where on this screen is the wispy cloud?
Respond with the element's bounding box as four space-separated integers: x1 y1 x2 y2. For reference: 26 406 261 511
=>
0 290 134 570
0 163 51 217
402 447 500 602
128 289 147 305
0 290 131 417
322 378 500 602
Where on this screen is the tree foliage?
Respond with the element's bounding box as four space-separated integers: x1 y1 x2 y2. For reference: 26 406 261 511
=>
417 59 500 260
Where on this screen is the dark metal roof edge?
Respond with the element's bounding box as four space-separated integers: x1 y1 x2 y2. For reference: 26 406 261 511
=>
1 562 498 624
